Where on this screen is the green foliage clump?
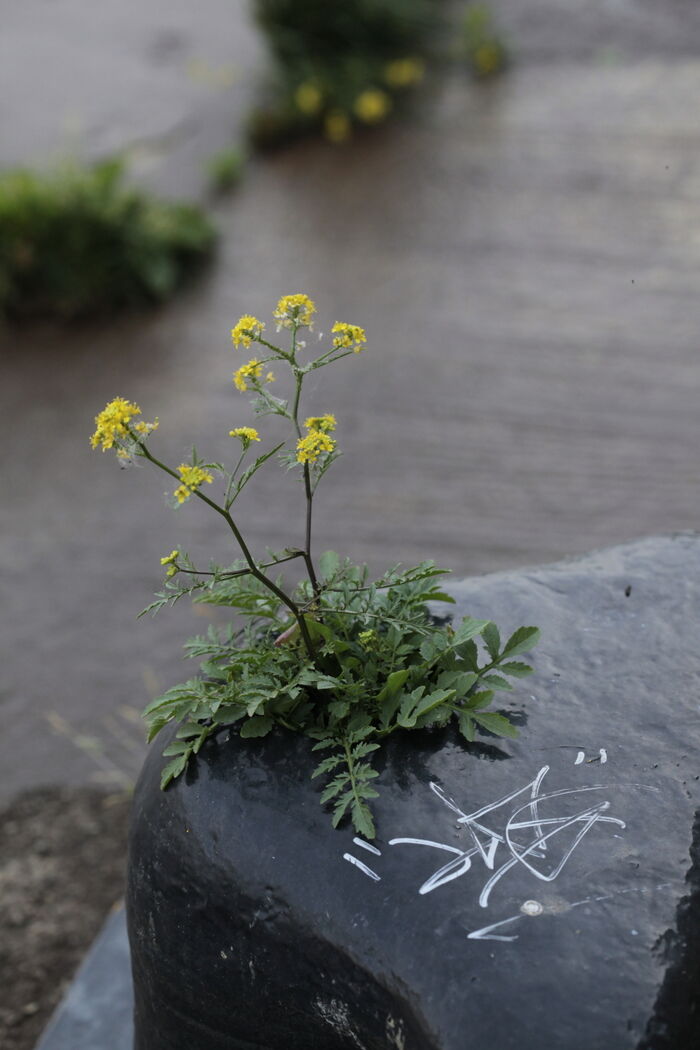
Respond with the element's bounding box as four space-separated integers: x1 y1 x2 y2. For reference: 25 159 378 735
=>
206 147 246 193
0 158 215 319
93 294 539 838
145 558 538 839
460 3 508 78
250 0 445 147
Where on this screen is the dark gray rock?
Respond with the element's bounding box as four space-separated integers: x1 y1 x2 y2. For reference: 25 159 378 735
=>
127 535 700 1050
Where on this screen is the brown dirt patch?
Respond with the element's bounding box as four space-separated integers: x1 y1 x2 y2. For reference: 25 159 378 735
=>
0 787 130 1050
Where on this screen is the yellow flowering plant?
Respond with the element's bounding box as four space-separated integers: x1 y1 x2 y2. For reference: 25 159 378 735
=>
93 294 538 838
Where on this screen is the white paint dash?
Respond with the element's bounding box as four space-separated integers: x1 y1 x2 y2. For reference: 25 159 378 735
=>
353 837 381 856
343 853 381 881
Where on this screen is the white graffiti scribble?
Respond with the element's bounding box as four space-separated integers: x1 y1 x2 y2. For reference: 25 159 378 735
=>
388 765 626 908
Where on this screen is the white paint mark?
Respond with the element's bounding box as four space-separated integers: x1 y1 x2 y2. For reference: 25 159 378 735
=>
353 837 381 856
599 749 608 764
343 853 381 881
468 914 522 942
521 900 543 916
575 751 585 765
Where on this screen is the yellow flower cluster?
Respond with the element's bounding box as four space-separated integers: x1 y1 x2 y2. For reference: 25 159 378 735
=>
233 358 264 392
273 293 316 329
332 322 367 353
231 315 265 349
229 426 261 446
383 57 425 88
294 81 323 115
296 415 337 464
303 414 336 433
324 111 351 144
353 89 391 124
160 549 179 577
174 464 214 504
296 430 335 464
90 397 142 450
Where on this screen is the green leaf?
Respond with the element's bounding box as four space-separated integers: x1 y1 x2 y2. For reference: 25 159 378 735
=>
457 710 476 743
481 674 513 691
499 661 534 678
319 550 340 581
456 638 478 669
502 626 541 657
472 711 519 739
350 799 376 840
465 689 495 710
375 669 410 703
352 741 380 760
160 755 187 789
162 740 189 757
311 754 344 778
239 715 274 738
453 617 491 646
482 622 501 661
331 793 353 826
436 670 478 696
413 688 457 720
321 775 350 804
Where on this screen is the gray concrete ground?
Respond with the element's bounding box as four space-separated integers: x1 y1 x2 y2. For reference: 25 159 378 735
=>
3 0 700 800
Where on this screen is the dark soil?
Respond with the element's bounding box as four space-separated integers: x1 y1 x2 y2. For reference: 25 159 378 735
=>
0 787 130 1050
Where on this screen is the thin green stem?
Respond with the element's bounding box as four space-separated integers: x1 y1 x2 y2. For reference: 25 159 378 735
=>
289 344 320 598
134 437 316 659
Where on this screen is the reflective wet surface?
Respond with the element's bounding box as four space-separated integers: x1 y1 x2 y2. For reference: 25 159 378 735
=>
3 0 700 797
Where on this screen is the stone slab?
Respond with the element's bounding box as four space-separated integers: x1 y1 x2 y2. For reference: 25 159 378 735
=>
127 535 700 1049
34 906 133 1050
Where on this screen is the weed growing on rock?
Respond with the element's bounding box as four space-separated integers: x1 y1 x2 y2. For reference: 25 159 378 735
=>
92 295 539 837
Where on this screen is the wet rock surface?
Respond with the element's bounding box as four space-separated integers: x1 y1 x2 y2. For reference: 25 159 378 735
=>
127 535 700 1050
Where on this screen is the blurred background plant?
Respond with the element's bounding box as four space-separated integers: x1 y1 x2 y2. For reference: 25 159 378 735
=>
460 2 508 78
0 158 215 319
248 0 447 148
205 145 247 194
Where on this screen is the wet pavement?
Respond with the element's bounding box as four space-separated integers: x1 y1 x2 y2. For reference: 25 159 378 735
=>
2 1 700 799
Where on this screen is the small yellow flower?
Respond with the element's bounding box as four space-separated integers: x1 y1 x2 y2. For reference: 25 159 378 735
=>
358 629 378 650
473 42 503 77
331 322 367 353
174 464 214 503
296 429 336 464
174 485 192 505
353 89 391 124
273 294 316 330
233 358 264 392
303 414 336 433
294 81 323 115
229 426 261 447
265 371 276 383
383 57 425 88
90 397 141 450
231 315 265 349
134 418 159 437
324 110 351 144
160 550 180 577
